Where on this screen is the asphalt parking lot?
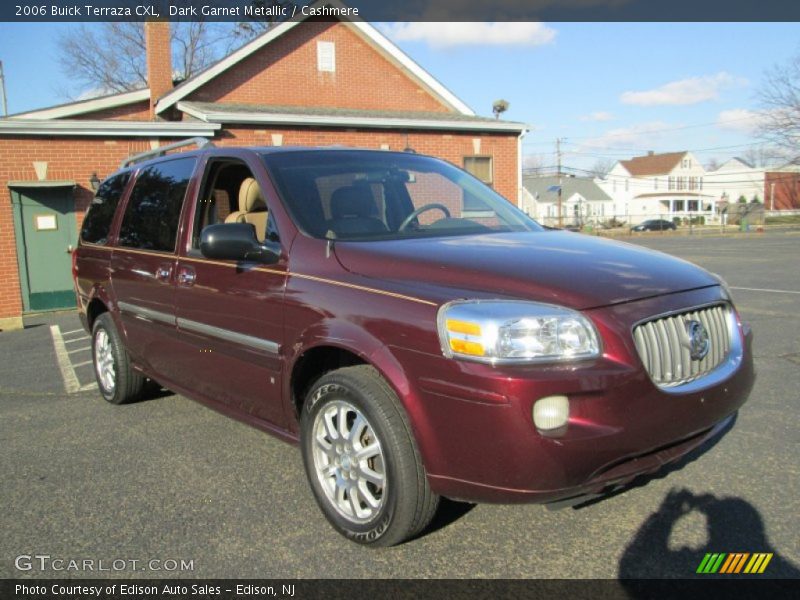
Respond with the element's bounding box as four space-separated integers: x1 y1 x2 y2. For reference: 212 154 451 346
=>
1 231 799 579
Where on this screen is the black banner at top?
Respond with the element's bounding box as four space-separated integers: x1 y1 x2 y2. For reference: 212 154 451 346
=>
2 0 800 22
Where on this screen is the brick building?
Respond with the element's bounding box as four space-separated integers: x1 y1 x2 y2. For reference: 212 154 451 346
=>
0 15 528 330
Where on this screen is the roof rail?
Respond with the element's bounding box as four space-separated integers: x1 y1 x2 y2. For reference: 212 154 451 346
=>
119 137 214 169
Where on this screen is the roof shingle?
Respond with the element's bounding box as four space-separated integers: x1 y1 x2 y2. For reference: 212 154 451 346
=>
620 151 686 176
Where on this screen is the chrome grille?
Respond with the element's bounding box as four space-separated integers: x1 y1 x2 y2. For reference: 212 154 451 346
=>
633 304 733 388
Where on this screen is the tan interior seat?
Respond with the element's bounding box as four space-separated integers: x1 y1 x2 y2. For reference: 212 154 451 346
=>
225 177 268 241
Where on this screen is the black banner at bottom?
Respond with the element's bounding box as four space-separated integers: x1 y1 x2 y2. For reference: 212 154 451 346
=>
2 579 798 600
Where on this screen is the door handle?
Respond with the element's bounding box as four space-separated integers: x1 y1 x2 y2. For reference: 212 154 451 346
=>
155 266 172 282
177 267 196 287
66 244 74 253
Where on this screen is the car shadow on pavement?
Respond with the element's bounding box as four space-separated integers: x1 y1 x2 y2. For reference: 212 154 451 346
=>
417 498 476 540
618 488 800 581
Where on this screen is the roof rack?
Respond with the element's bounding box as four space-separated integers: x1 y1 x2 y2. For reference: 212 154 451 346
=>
120 137 214 169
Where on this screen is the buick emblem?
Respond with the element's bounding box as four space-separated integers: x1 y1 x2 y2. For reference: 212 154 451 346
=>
684 320 710 361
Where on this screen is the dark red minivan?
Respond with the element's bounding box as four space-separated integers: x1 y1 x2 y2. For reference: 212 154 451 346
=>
73 140 754 546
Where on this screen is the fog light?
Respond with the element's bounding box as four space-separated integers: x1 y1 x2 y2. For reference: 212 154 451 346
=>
533 395 569 431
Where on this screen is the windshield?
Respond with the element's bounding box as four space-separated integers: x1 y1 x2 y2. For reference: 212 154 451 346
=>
262 150 542 240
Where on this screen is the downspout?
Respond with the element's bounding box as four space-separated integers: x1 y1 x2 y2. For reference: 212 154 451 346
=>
517 128 529 209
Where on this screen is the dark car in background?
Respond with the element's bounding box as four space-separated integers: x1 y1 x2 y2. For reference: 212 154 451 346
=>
632 218 677 232
72 141 754 546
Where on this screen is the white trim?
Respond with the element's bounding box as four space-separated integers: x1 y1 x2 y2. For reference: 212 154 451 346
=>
156 1 474 116
177 102 527 133
0 119 220 137
11 89 150 120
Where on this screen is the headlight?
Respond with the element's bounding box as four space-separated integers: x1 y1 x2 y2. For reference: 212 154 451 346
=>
437 300 601 364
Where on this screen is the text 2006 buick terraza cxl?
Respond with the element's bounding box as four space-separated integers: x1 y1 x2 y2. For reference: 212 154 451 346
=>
73 145 754 546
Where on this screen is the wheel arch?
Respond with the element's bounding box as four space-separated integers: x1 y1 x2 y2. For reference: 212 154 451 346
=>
285 321 439 477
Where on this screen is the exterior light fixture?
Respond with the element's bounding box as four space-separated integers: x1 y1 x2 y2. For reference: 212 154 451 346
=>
89 172 101 192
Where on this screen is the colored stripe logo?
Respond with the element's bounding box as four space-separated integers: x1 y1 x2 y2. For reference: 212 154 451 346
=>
696 552 773 574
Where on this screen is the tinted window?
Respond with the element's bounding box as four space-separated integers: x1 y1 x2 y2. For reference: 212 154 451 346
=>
80 172 130 244
118 158 196 252
263 150 539 241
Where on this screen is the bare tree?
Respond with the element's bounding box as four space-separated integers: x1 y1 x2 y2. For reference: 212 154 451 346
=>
742 144 785 168
589 158 615 179
705 158 720 171
758 50 800 153
57 22 227 97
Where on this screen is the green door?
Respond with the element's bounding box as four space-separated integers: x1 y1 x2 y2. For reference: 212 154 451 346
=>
11 186 78 312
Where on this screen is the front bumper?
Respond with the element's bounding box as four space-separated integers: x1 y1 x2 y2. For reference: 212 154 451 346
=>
395 287 755 504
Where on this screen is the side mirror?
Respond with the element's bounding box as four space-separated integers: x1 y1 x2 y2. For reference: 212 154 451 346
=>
199 223 280 264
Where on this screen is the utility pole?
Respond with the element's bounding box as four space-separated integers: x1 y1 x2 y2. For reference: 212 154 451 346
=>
0 61 8 117
556 138 564 228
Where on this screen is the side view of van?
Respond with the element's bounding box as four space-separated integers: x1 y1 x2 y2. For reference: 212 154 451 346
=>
73 139 754 546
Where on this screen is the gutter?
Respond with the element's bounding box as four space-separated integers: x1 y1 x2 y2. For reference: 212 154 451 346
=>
0 119 221 137
177 102 529 134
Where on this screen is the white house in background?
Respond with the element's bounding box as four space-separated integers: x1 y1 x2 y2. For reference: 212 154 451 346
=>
597 151 716 224
522 175 613 226
704 157 765 206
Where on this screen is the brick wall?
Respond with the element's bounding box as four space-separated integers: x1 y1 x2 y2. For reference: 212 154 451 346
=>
0 136 187 320
186 20 451 114
765 172 800 210
74 100 151 121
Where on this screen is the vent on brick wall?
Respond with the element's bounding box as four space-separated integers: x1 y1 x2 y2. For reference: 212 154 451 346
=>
317 41 336 73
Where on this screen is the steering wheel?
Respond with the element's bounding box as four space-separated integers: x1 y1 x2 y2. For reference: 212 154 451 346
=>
398 203 451 231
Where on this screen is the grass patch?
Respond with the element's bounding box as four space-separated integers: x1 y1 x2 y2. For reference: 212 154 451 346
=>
765 215 800 224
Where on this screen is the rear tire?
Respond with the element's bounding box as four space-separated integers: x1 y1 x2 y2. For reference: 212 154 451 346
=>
91 313 145 405
300 365 438 546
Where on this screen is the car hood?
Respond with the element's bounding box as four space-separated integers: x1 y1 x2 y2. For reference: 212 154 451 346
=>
332 231 718 310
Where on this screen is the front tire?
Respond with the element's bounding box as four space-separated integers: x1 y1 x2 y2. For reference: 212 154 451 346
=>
92 313 145 405
300 365 439 546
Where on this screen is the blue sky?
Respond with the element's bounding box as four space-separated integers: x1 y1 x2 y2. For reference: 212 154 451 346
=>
1 21 798 171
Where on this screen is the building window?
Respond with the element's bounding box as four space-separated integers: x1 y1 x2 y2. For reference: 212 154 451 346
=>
668 176 674 191
674 200 685 212
688 200 699 212
699 177 703 191
463 156 493 185
317 41 336 72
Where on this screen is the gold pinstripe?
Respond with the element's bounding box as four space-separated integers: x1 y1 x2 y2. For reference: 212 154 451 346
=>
83 246 438 307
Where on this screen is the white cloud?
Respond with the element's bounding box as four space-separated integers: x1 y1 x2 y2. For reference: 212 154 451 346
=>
579 111 615 122
717 108 766 134
580 121 674 150
620 72 747 106
381 22 557 48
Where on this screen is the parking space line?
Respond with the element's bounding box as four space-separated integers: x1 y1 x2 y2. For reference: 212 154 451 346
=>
62 328 86 336
72 360 93 368
67 346 91 355
64 336 90 344
50 325 81 394
730 286 800 295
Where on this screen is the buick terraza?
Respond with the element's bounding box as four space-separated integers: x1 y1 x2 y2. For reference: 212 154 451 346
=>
73 143 754 545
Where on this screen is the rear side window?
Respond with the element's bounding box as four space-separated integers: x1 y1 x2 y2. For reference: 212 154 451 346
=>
80 172 130 245
118 157 196 252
